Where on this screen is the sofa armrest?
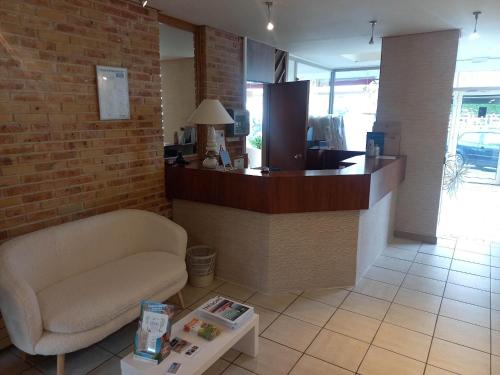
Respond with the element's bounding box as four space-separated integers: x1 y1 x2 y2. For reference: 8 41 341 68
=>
156 216 188 259
0 261 43 354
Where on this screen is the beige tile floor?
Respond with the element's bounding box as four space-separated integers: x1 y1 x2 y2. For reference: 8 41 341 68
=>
2 237 500 374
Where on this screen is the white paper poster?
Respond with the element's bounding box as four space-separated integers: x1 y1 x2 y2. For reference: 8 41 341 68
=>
96 66 130 121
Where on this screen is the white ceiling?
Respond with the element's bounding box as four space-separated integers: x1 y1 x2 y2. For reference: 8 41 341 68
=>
159 23 194 60
151 0 500 71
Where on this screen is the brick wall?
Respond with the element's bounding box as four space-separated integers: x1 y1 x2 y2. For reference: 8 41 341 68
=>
197 26 245 158
0 4 247 345
0 0 166 244
198 26 244 108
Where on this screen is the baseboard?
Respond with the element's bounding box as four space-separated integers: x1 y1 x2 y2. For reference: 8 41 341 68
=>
394 230 437 244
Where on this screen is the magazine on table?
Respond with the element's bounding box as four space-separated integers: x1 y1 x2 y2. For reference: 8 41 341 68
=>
196 296 254 329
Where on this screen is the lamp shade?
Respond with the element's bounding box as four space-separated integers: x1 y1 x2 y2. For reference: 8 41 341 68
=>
188 99 234 125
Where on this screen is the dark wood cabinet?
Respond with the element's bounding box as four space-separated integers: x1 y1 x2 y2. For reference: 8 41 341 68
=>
166 156 406 214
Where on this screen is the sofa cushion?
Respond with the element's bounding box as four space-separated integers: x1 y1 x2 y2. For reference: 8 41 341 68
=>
37 251 186 334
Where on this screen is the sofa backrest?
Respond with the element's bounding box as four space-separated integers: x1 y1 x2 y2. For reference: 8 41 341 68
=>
0 209 186 293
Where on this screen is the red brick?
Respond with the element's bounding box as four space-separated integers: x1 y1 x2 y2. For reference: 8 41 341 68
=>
0 0 168 248
0 0 212 246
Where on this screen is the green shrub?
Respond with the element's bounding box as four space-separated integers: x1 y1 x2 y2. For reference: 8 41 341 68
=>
249 135 262 150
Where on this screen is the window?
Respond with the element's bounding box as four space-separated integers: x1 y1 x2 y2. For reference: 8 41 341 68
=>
296 63 331 116
287 58 297 82
458 132 481 145
484 133 500 145
245 81 264 168
461 95 500 117
333 69 380 150
287 58 381 151
455 71 500 88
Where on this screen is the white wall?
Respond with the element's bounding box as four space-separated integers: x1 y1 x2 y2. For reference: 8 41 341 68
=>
376 30 459 242
173 199 359 292
357 191 397 280
160 58 196 145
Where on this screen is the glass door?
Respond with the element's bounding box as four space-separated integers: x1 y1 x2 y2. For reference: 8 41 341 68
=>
439 89 500 239
448 90 500 185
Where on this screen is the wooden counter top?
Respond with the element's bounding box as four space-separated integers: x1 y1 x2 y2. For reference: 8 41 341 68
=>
166 156 406 213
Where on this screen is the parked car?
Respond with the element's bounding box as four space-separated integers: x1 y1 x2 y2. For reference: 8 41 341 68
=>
456 131 500 171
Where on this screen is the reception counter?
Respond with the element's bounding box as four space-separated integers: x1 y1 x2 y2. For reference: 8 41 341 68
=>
166 155 406 292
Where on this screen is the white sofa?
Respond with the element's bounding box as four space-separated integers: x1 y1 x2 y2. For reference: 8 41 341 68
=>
0 209 188 374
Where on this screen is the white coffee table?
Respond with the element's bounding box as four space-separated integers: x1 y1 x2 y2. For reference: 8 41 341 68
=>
120 310 259 375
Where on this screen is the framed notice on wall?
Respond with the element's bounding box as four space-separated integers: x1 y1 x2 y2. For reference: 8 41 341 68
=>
96 66 130 121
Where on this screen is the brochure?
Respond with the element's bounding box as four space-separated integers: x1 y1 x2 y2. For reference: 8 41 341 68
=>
170 336 191 354
169 336 200 357
133 301 176 365
366 131 385 155
167 362 181 374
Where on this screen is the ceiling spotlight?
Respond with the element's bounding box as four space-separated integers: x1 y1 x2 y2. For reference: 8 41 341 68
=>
469 11 481 40
369 20 377 45
265 2 274 31
142 0 148 7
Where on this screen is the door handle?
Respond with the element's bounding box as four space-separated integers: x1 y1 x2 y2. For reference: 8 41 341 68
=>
293 154 303 159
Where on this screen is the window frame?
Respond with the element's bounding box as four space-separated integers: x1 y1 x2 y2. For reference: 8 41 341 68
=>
287 57 380 117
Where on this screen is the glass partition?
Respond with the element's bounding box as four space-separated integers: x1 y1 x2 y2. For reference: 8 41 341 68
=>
287 58 381 151
333 69 380 150
296 63 331 116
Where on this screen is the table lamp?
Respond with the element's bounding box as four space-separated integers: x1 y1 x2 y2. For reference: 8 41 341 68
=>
188 99 234 169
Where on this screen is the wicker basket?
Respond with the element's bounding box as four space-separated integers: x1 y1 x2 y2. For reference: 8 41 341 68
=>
186 245 216 287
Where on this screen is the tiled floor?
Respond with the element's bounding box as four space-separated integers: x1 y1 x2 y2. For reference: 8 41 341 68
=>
2 237 500 374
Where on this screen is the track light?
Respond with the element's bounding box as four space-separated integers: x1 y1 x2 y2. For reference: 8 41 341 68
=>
469 11 481 40
142 0 148 7
369 20 377 45
265 2 274 31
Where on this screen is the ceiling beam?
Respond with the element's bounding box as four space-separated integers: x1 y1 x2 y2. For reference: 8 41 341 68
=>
158 13 197 33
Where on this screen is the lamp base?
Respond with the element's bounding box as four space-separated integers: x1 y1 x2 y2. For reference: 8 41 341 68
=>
202 156 218 169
